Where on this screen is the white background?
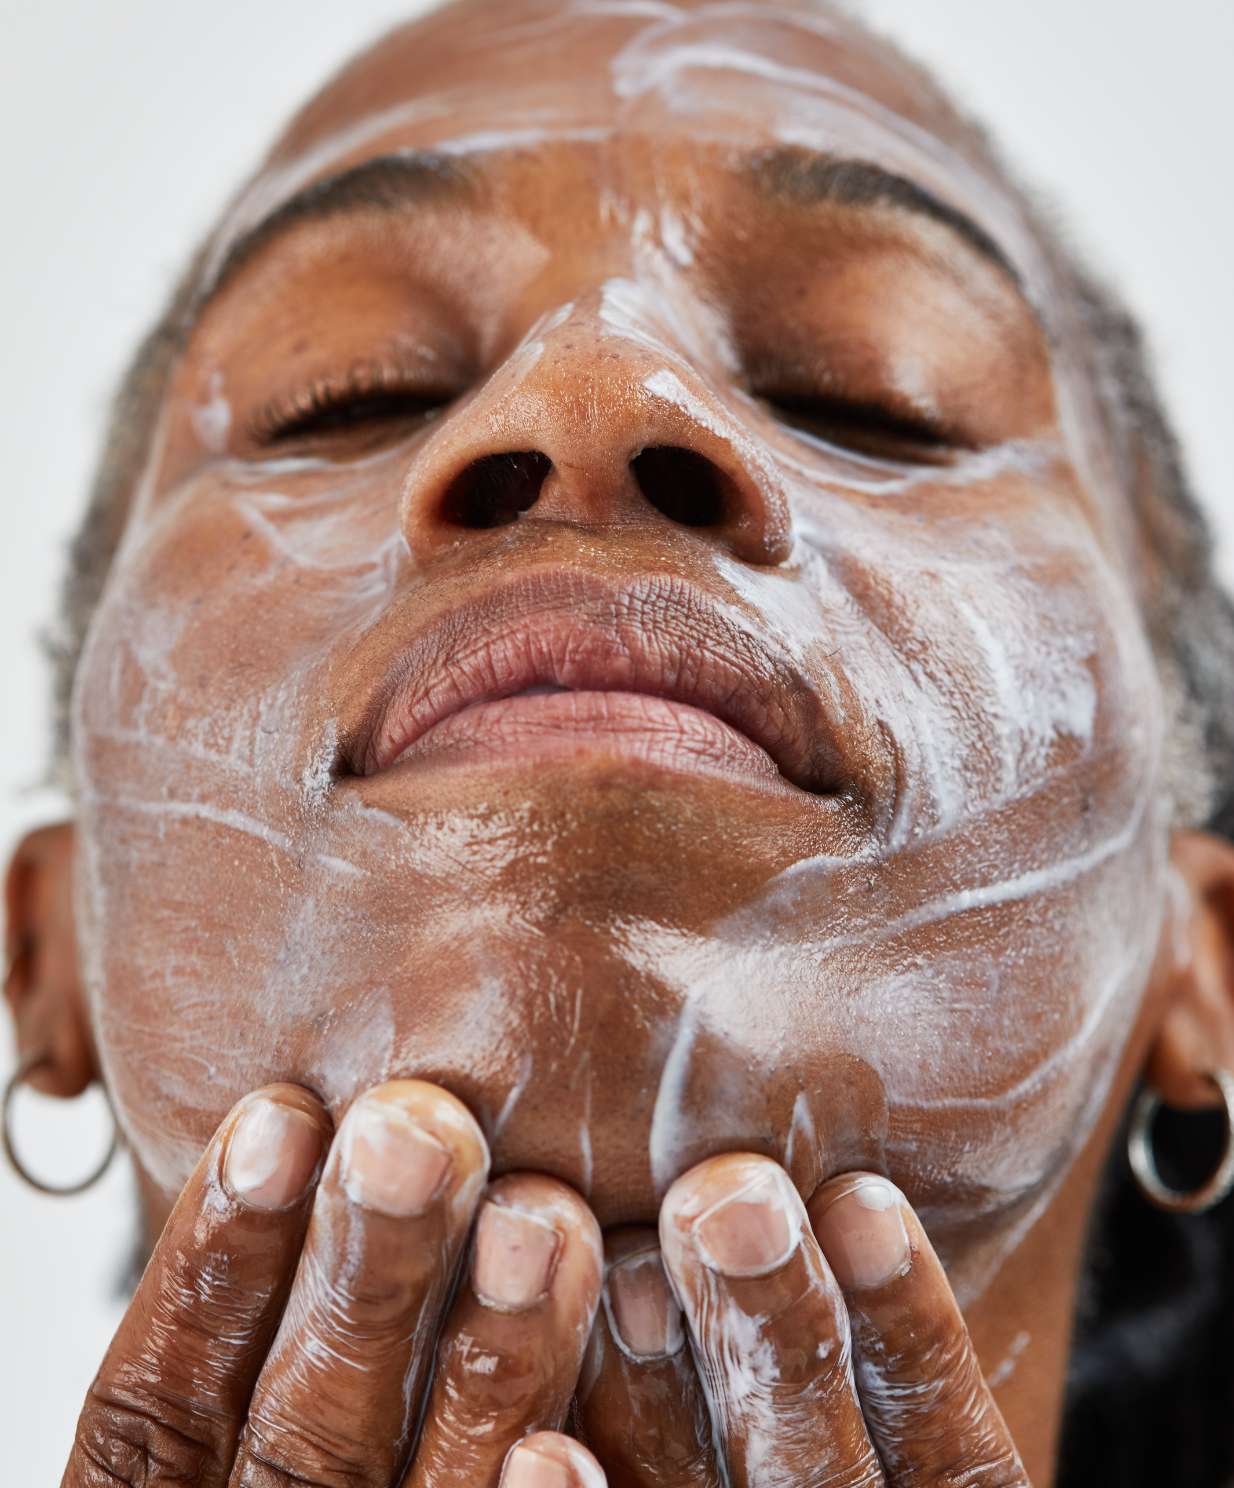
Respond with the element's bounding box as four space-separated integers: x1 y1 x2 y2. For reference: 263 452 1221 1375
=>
1 0 1231 1468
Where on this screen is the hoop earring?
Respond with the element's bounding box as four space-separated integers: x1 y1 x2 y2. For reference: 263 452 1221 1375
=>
2 1054 120 1196
1128 1069 1234 1215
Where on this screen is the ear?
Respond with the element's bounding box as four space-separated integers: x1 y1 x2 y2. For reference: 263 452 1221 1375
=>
1144 829 1234 1110
3 821 95 1097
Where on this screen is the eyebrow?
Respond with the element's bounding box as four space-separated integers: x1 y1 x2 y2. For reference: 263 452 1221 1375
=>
748 147 1019 285
196 151 473 312
192 140 1019 332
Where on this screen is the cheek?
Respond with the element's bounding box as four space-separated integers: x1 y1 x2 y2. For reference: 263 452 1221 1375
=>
81 460 406 762
72 460 412 1184
781 475 1151 840
666 486 1169 1289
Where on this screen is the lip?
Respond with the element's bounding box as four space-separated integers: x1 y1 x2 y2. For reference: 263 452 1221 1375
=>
379 687 790 786
344 570 846 796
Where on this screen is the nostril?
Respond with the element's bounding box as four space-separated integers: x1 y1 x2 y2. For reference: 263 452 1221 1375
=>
441 450 552 528
630 446 735 529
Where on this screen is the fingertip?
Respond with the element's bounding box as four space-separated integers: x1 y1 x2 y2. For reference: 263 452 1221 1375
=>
808 1173 914 1292
501 1431 607 1487
358 1078 492 1170
660 1151 774 1228
489 1172 604 1254
333 1079 490 1219
220 1085 330 1212
253 1081 333 1125
216 1081 331 1138
473 1174 602 1314
601 1228 684 1362
660 1153 803 1280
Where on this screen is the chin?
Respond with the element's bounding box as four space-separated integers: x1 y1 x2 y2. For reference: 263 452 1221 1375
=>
344 750 867 911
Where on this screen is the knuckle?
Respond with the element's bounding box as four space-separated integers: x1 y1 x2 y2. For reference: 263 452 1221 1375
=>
855 1324 1025 1486
586 1431 714 1487
158 1252 279 1373
234 1417 381 1488
437 1325 547 1406
628 1437 715 1485
825 1459 884 1488
769 1282 854 1397
856 1300 970 1410
294 1251 421 1348
69 1384 228 1487
811 1301 855 1395
928 1454 1028 1488
326 1266 418 1320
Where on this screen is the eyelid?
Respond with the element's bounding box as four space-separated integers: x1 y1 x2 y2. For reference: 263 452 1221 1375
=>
768 391 954 439
247 358 453 444
756 388 973 465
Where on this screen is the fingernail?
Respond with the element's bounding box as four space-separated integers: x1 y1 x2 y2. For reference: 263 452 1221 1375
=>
473 1201 560 1311
693 1166 800 1277
501 1438 601 1488
605 1247 684 1360
224 1097 323 1211
501 1442 572 1488
339 1095 452 1217
813 1178 911 1290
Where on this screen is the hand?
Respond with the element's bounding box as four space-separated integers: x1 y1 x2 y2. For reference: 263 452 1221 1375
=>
576 1154 1030 1486
63 1080 606 1487
65 1085 1028 1487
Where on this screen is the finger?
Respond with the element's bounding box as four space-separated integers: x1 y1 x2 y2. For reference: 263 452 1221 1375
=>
809 1176 1028 1487
404 1173 603 1486
231 1079 489 1488
65 1085 329 1488
661 1154 884 1488
575 1228 719 1487
501 1431 608 1487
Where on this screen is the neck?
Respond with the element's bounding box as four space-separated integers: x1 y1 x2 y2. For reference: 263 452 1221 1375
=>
962 1074 1138 1486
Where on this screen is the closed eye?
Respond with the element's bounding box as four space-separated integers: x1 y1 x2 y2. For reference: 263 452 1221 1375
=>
250 373 452 449
763 393 963 463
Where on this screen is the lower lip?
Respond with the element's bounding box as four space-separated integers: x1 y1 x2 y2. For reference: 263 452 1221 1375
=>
384 690 788 788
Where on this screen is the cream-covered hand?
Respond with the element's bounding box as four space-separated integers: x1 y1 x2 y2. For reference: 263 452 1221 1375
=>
578 1155 1029 1487
62 1084 1025 1488
61 1081 605 1488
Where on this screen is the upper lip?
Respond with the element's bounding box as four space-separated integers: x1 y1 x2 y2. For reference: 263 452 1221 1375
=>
341 570 844 794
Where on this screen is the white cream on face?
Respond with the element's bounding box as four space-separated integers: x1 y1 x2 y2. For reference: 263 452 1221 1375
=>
73 0 1168 1316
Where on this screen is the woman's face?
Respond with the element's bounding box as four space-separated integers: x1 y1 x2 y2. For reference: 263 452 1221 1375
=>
74 0 1169 1297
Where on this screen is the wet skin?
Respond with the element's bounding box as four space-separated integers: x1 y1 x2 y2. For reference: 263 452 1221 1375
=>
33 0 1211 1480
61 1079 1031 1487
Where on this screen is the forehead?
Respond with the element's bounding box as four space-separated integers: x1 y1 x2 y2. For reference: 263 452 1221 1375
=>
230 0 1033 274
276 0 958 155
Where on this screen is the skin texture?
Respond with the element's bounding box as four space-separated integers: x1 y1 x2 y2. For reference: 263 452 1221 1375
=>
62 1079 1036 1487
8 1 1234 1483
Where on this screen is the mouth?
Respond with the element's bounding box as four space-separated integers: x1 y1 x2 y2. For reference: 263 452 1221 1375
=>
342 570 845 796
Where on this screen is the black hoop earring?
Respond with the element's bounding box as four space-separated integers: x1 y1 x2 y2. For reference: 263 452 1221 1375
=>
2 1054 120 1196
1128 1069 1234 1215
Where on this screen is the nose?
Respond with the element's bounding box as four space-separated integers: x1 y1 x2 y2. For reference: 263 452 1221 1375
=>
399 303 791 565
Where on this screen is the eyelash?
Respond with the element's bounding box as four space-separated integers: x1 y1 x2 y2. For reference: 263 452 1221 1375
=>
248 366 958 465
250 366 448 445
761 393 958 460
